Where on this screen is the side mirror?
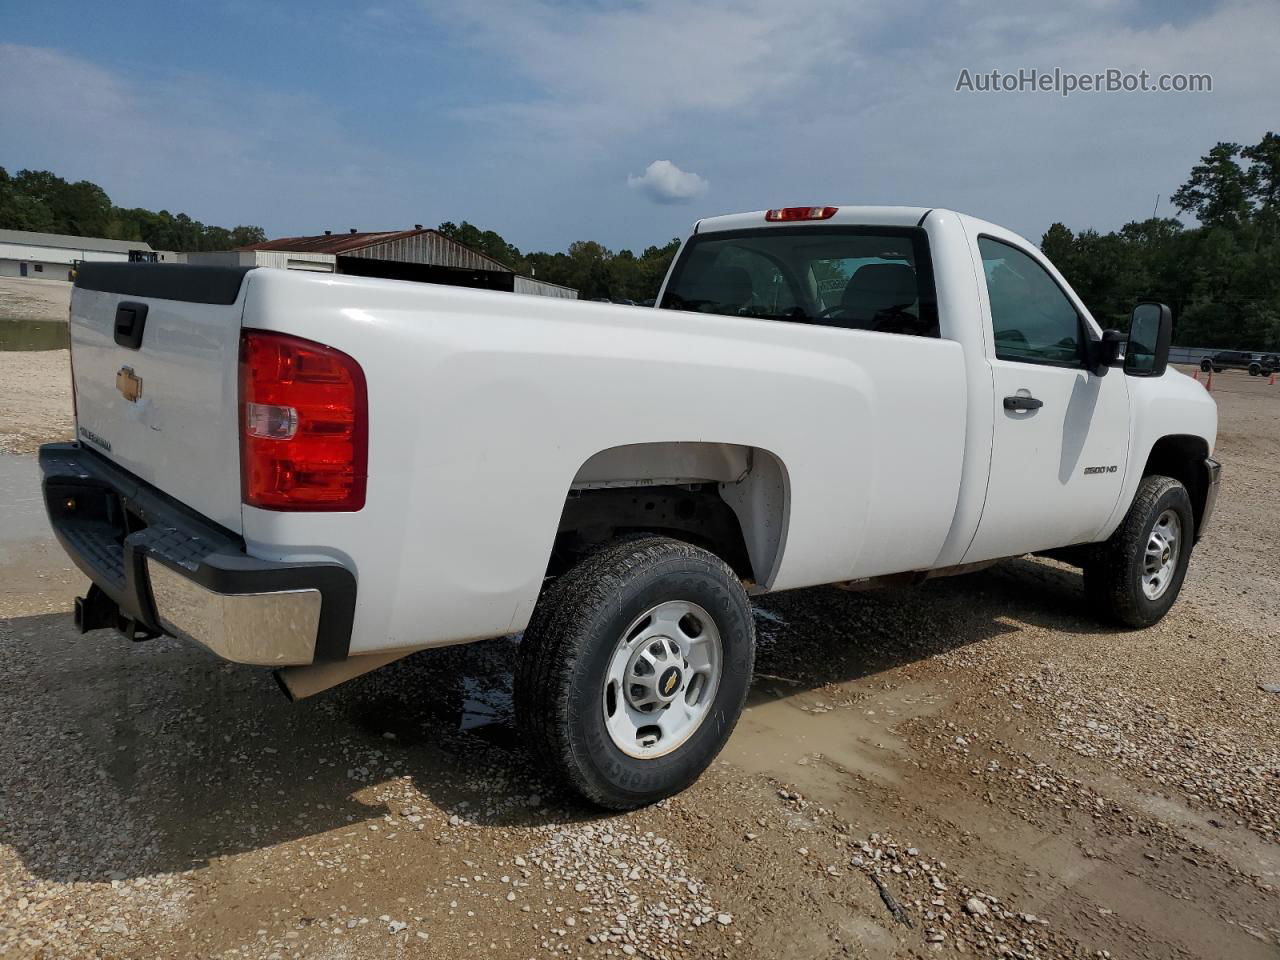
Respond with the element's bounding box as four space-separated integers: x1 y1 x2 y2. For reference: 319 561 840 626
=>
1087 329 1127 375
1125 302 1172 377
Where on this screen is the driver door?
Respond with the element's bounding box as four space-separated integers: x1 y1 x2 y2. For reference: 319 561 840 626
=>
963 235 1130 563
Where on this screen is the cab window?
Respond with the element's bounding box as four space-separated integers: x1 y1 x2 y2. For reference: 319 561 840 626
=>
979 237 1083 366
661 227 938 337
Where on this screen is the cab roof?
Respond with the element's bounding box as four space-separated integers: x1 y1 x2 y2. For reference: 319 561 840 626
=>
694 206 937 234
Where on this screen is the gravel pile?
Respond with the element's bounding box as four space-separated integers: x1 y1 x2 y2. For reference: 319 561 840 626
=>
1006 667 1280 842
0 669 194 957
848 831 1059 958
523 813 727 958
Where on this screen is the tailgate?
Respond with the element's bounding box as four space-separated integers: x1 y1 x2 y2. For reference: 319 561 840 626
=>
70 264 253 534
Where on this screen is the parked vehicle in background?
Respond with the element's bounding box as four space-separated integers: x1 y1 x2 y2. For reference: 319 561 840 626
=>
1200 350 1275 376
41 205 1220 810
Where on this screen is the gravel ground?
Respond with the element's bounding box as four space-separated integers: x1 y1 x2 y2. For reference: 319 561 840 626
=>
1 365 1277 959
0 351 74 454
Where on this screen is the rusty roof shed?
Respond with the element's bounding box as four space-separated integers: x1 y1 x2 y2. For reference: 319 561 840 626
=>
241 228 514 274
231 226 575 298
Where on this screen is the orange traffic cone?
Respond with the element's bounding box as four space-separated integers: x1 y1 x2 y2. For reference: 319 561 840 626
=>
1193 369 1201 382
1205 371 1213 392
1270 371 1276 386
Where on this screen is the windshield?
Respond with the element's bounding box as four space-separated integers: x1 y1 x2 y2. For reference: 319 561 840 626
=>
659 226 938 337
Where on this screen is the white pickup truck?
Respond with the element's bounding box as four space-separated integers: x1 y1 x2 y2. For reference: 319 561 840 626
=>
42 205 1220 808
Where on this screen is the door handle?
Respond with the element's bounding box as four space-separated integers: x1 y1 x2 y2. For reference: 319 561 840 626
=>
1003 394 1044 411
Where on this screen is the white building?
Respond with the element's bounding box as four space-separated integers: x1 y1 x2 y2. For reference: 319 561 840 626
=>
0 229 168 281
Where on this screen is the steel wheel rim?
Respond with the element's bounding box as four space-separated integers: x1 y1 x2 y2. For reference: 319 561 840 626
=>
1142 509 1181 600
602 600 722 759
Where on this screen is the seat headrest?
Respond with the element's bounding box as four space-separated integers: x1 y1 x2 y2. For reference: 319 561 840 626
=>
705 265 752 309
840 263 917 314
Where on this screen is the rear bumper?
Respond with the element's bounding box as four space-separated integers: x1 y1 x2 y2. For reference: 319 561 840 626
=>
1198 456 1222 540
39 442 355 665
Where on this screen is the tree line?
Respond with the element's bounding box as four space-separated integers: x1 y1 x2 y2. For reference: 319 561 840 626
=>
435 221 680 303
1041 132 1279 349
0 167 266 252
4 132 1278 346
448 133 1280 346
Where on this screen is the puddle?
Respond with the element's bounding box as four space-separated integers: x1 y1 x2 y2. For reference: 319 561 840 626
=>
350 635 524 752
458 673 514 733
725 682 946 789
0 319 69 350
0 453 82 611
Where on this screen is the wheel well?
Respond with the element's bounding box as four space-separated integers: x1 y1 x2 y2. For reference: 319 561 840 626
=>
550 442 790 587
1143 435 1210 534
550 484 755 579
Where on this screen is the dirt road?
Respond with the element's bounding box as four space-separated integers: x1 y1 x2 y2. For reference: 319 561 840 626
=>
1 367 1277 959
0 351 74 454
0 278 72 324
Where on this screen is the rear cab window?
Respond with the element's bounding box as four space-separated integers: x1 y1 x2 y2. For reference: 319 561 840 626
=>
660 226 939 337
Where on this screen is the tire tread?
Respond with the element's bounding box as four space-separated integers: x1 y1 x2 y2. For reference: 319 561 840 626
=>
514 536 751 808
1083 474 1190 628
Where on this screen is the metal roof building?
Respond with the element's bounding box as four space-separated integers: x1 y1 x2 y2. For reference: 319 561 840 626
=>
185 227 576 299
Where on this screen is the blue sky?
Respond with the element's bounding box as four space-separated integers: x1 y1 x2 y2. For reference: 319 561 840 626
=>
1 0 1275 254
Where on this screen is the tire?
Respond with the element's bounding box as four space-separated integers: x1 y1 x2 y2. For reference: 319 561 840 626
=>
1249 364 1261 377
1199 359 1212 372
1083 475 1194 628
515 536 755 809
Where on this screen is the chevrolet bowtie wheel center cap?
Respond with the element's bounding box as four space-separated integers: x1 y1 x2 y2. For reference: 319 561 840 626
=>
624 636 686 710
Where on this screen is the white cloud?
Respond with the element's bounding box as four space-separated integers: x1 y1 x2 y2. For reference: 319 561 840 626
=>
430 0 872 144
628 160 708 204
3 1 1276 254
0 43 420 238
427 0 1280 245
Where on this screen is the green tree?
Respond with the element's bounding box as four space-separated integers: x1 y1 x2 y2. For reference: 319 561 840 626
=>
1242 131 1280 243
0 166 55 231
1171 142 1251 228
0 166 266 252
1040 133 1280 350
1039 222 1075 268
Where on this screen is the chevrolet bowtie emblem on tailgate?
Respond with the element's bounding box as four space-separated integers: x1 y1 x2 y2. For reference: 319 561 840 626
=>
116 366 143 402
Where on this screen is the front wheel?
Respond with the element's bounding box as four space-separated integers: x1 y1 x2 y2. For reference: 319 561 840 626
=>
1083 475 1194 628
1249 364 1261 376
515 536 755 809
1200 359 1212 372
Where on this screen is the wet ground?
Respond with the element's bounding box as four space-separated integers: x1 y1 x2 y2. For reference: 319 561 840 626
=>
0 320 69 351
1 369 1278 959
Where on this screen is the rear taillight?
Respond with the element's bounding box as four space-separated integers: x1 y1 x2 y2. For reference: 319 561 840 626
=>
764 206 838 222
239 330 367 511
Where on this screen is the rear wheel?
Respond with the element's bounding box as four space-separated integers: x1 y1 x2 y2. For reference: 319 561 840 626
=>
1199 359 1212 372
1083 475 1194 628
1249 364 1261 376
515 536 755 809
